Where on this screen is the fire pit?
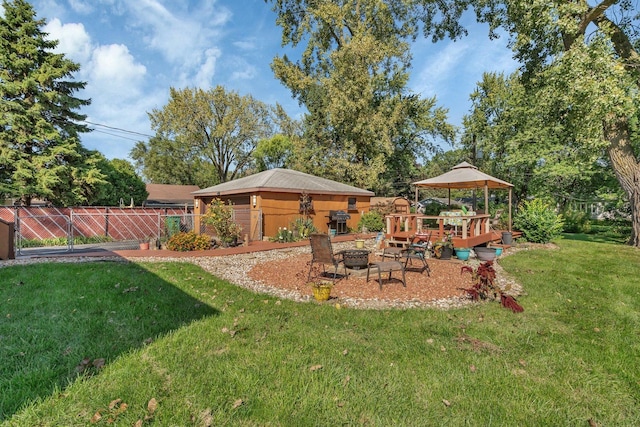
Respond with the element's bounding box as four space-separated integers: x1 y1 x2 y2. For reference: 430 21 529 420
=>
341 249 370 270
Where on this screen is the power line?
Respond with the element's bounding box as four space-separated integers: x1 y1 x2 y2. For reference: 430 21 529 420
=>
81 120 155 139
90 128 145 142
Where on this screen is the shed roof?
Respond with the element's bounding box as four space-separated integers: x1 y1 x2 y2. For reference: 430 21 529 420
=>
193 168 374 197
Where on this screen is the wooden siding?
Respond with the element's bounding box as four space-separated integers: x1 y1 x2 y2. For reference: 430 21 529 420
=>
195 192 371 240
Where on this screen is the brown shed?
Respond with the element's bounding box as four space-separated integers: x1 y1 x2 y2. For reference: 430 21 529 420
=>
192 168 374 241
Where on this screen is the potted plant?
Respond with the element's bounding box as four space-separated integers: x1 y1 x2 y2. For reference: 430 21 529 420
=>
308 281 333 301
139 236 155 250
474 246 497 261
433 232 454 259
454 247 471 261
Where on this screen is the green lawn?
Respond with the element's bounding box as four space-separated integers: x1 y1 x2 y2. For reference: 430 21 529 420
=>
1 236 639 426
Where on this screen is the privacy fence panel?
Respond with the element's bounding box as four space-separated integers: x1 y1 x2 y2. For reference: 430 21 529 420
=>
0 206 258 256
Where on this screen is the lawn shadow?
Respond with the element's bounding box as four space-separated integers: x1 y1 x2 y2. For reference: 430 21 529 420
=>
0 259 218 420
561 232 628 245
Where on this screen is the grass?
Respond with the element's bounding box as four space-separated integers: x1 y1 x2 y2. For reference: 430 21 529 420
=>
1 235 639 425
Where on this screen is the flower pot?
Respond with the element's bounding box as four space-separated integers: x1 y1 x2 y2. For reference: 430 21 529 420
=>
438 246 453 260
355 239 365 249
139 242 150 250
455 248 471 261
494 247 503 256
502 232 513 245
311 285 332 301
474 246 496 261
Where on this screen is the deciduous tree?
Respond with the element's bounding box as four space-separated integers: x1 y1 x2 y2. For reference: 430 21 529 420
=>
470 0 640 245
142 86 278 185
268 0 458 190
92 156 147 206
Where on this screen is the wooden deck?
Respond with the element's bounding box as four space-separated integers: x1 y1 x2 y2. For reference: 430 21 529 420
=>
384 213 519 248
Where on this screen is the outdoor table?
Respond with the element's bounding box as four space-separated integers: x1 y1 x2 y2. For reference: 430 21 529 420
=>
366 261 406 290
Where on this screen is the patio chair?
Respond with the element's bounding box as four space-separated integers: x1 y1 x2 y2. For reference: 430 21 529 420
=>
307 233 347 282
402 233 431 276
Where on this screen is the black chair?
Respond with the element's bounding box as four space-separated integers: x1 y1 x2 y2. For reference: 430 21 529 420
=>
307 233 347 282
401 233 431 275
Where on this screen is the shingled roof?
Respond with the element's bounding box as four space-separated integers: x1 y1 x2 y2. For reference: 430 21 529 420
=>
193 168 374 197
146 184 200 205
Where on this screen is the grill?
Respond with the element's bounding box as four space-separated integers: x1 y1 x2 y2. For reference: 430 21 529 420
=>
327 210 351 235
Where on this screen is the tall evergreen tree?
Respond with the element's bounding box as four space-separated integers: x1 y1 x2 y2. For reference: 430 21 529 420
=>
0 0 103 206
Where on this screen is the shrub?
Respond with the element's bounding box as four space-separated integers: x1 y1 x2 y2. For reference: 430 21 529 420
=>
561 209 591 233
166 232 210 252
461 261 523 313
357 211 384 232
291 217 317 239
513 199 564 243
201 198 242 244
271 227 295 243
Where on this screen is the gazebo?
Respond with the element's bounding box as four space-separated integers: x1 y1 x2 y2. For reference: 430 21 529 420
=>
383 162 514 248
412 162 513 231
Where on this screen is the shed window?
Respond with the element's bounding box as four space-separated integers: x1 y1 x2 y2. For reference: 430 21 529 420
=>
347 197 357 211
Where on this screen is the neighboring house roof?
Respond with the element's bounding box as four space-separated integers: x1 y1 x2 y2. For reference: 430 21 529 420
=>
193 168 375 197
146 184 200 205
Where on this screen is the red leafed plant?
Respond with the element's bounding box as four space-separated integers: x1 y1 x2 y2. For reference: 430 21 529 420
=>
461 261 523 313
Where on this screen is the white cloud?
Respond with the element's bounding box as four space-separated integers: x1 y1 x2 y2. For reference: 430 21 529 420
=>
86 44 147 98
126 0 231 74
193 47 221 88
44 18 92 63
67 0 94 15
233 38 257 51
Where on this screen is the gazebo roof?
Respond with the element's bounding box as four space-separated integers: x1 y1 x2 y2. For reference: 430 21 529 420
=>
412 162 513 189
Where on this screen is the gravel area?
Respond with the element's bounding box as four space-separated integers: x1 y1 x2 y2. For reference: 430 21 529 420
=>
1 240 526 310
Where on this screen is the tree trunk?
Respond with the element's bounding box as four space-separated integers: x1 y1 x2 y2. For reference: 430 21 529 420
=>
604 117 640 247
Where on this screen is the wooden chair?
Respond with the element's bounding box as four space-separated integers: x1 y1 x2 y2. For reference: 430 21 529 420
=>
307 233 347 282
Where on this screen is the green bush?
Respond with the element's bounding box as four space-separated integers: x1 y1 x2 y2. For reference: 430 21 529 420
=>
201 198 242 244
271 227 295 243
357 211 385 232
561 209 591 233
513 199 564 243
166 232 211 251
291 217 317 239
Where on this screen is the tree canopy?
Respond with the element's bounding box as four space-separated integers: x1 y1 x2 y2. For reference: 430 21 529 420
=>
268 0 457 193
0 0 104 206
133 86 280 186
92 156 148 207
464 0 640 245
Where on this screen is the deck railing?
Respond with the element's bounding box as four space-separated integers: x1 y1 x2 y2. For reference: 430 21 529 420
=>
385 213 492 244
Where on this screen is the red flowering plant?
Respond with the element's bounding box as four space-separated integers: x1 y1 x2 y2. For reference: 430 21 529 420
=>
461 261 523 313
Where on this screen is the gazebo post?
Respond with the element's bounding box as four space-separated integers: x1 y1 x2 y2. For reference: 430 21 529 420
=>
508 188 513 231
484 182 489 214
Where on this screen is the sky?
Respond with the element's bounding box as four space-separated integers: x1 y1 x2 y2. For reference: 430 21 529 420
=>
22 0 519 161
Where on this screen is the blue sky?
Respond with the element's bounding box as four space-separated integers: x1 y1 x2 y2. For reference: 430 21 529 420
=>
24 0 518 161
